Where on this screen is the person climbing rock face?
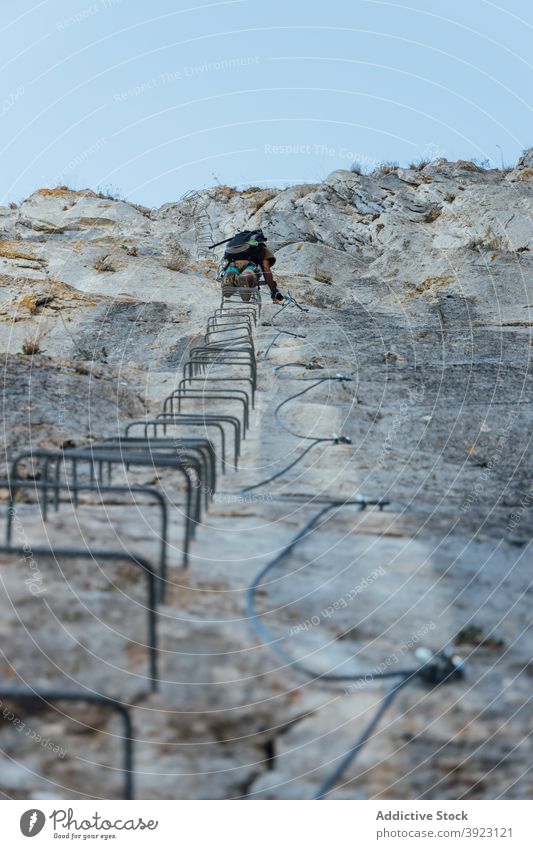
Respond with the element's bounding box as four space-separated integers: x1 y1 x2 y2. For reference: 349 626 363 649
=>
218 229 284 303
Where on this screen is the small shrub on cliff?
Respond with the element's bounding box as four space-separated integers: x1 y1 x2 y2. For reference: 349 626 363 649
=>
468 228 505 251
374 161 399 175
96 185 124 201
165 240 190 271
424 206 442 223
94 254 117 272
408 158 431 171
21 325 49 355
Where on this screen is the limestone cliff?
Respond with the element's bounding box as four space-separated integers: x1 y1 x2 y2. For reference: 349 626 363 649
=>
0 154 531 799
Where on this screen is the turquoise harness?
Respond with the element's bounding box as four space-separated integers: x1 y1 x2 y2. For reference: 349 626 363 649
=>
224 262 257 276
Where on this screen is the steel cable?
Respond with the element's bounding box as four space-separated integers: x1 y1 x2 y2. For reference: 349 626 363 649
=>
241 293 464 799
245 500 463 798
313 676 411 800
241 363 352 494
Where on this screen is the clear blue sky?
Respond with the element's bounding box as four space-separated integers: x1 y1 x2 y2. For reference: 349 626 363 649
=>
2 0 533 207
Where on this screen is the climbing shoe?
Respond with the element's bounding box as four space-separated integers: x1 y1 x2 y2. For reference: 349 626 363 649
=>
239 277 252 303
222 270 238 298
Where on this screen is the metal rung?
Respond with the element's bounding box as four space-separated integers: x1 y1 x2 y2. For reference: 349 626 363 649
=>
0 687 135 798
0 545 159 695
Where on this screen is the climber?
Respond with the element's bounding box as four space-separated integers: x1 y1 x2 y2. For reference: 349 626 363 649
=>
213 229 284 303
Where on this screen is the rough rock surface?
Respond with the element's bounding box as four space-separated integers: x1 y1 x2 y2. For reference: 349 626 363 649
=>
0 155 532 800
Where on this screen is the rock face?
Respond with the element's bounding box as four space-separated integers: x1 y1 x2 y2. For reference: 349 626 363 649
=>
0 158 532 800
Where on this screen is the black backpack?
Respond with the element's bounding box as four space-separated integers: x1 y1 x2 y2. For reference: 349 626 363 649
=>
223 229 266 264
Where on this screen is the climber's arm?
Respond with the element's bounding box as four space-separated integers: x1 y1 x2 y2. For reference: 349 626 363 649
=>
260 250 284 302
261 258 277 294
